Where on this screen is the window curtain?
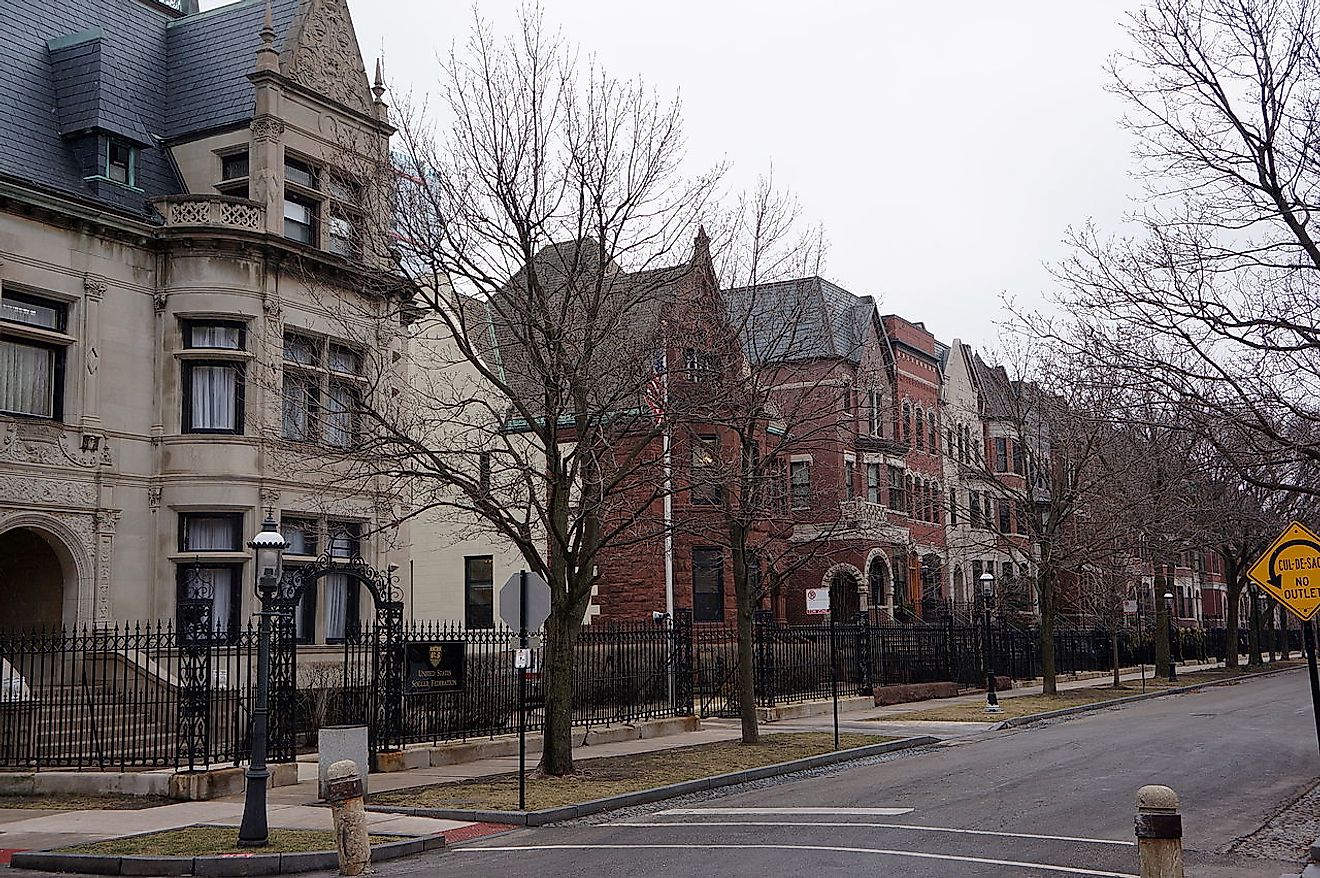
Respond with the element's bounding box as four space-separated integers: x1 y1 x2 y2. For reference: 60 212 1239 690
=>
191 325 240 349
325 382 355 447
0 340 54 417
185 516 236 551
191 365 236 430
282 375 315 440
186 566 235 638
325 573 349 640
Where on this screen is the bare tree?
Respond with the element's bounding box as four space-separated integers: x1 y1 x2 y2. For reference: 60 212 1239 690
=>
289 8 722 775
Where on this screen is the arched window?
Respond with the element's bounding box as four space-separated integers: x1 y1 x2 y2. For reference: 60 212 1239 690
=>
892 552 907 604
902 402 912 444
914 406 924 448
868 555 889 606
928 411 937 451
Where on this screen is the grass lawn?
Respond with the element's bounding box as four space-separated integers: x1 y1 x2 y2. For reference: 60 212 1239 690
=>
893 662 1300 723
370 732 892 811
0 794 175 812
58 827 406 856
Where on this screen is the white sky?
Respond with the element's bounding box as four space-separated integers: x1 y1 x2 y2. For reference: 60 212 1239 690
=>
207 0 1143 350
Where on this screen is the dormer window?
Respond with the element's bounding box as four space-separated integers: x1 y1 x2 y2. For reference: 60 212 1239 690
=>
106 139 135 187
217 150 250 199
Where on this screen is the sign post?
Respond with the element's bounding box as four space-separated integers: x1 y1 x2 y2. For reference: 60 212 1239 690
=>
499 570 551 810
1247 521 1320 756
806 588 838 750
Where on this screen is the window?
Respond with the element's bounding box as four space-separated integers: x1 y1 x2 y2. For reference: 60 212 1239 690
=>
181 320 245 434
284 193 318 244
914 407 924 449
866 463 881 503
479 451 492 495
1002 561 1015 583
994 437 1009 472
328 178 362 258
691 434 723 505
902 402 911 444
281 517 319 556
790 460 810 509
684 348 716 379
106 138 135 187
176 512 244 643
1013 440 1026 475
324 572 360 642
692 547 724 622
0 290 69 420
218 150 250 198
177 564 240 643
949 489 958 525
998 498 1011 533
946 427 954 457
969 490 984 529
180 512 242 552
464 556 494 629
328 521 361 559
928 412 937 452
868 390 882 436
888 465 905 512
842 387 854 419
283 332 364 447
285 156 319 189
844 457 856 500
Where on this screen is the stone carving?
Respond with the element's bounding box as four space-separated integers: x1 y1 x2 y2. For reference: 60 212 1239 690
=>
96 532 113 622
263 295 282 321
220 201 262 229
86 344 99 376
260 487 282 508
147 486 162 507
840 498 889 528
170 199 212 225
154 292 168 312
281 0 371 113
95 509 120 534
0 423 100 468
0 475 97 508
83 275 107 300
251 115 286 143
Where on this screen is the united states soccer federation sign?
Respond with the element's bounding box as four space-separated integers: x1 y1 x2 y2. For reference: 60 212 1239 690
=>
1247 521 1320 622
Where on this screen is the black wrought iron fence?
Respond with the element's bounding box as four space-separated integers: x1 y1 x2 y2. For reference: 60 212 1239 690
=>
1 616 1240 768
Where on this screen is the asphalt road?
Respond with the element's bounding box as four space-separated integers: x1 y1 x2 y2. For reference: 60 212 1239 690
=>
387 668 1319 878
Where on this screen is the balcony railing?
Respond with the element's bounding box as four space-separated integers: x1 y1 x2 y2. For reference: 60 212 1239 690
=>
154 195 264 233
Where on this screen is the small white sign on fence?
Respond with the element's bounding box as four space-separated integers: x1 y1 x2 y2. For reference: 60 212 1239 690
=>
806 588 831 616
1123 599 1139 614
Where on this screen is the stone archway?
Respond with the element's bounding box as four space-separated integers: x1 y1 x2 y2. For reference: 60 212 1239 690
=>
0 519 89 630
863 549 891 610
953 565 965 603
821 562 864 619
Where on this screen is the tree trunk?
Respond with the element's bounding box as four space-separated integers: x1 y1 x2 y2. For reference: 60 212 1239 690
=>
1248 587 1263 667
730 525 759 745
1223 554 1242 669
1153 568 1171 680
1111 625 1121 688
1039 571 1057 695
539 608 581 776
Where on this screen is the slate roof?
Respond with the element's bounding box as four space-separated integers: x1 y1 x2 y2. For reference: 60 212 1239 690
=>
0 0 300 222
724 276 877 365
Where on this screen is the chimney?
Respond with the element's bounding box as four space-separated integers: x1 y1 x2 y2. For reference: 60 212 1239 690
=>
179 0 200 13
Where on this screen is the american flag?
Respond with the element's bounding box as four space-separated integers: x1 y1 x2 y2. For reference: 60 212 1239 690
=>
645 349 667 425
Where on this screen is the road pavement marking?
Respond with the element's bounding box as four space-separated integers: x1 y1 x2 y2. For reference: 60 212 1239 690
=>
657 807 914 816
608 820 1135 847
456 843 1138 877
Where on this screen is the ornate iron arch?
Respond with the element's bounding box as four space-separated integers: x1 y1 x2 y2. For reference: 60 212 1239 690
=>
268 554 405 760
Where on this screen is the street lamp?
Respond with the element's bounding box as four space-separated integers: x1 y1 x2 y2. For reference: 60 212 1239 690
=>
1163 591 1177 683
980 571 1000 713
237 512 286 848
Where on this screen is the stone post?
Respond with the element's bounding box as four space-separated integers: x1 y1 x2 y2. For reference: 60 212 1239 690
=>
1135 784 1184 878
325 759 370 876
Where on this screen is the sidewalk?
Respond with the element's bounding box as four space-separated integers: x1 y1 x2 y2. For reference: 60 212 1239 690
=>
0 657 1261 861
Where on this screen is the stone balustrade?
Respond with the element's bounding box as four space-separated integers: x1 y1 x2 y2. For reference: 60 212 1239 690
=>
154 195 264 232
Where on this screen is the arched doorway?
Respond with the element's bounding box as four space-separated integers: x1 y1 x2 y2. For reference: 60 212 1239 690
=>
0 526 77 630
821 563 864 620
867 554 890 609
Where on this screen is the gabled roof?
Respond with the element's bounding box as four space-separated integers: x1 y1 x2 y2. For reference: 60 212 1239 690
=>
725 276 877 365
0 0 367 222
968 349 1019 420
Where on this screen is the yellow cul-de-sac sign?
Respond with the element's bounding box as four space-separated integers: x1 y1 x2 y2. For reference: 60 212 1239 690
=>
1248 521 1320 622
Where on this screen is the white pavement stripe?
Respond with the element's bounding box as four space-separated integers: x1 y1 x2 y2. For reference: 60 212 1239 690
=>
657 807 914 816
456 843 1139 877
607 820 1135 847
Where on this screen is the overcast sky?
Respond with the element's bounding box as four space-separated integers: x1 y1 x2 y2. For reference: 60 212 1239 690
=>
210 0 1144 350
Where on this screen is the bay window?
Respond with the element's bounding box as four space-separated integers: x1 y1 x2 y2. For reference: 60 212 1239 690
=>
282 332 363 447
176 512 244 643
181 319 246 434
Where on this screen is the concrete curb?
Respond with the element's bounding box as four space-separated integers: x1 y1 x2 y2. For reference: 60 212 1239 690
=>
987 665 1303 732
366 735 939 827
6 831 445 875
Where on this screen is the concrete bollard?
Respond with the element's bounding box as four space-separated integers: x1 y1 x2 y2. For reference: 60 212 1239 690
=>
1135 784 1184 878
325 759 370 876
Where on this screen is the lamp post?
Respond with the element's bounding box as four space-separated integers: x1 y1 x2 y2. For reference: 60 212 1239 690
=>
1163 591 1177 683
980 571 1000 713
237 513 286 848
